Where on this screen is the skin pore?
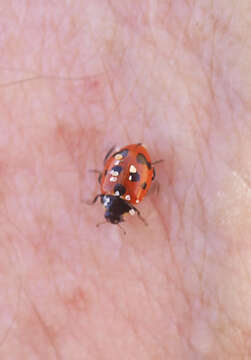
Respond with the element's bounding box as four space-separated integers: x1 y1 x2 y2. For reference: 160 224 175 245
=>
0 0 251 359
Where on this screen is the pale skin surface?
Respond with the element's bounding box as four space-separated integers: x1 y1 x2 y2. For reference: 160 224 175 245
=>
1 0 251 359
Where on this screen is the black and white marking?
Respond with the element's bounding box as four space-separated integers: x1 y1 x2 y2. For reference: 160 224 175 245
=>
128 164 140 182
110 165 122 177
114 183 126 196
129 172 140 182
103 196 111 208
113 149 129 160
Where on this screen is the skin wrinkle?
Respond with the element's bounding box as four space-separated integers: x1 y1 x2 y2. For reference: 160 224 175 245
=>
222 80 240 140
219 313 244 355
168 231 192 312
104 257 148 327
96 275 153 356
0 249 23 348
214 281 247 354
183 0 197 48
48 261 99 355
97 241 169 354
86 251 145 351
184 6 238 138
171 183 187 240
130 260 155 311
184 102 209 179
122 314 151 358
194 186 209 242
120 279 168 358
52 281 95 351
185 191 207 280
25 293 61 360
42 8 75 68
128 230 171 289
101 60 129 138
129 254 175 328
189 102 210 154
236 244 251 286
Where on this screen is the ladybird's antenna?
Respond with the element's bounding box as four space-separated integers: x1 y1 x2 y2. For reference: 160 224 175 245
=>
137 214 148 226
96 221 126 235
89 169 101 174
130 207 148 226
118 223 126 235
103 145 116 164
96 221 107 228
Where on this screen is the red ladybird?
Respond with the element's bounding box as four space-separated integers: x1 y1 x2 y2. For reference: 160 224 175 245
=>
92 143 158 225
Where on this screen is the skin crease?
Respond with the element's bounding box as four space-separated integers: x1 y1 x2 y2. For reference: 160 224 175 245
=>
0 0 251 358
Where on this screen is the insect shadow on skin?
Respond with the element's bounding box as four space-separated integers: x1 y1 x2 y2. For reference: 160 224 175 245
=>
87 144 163 233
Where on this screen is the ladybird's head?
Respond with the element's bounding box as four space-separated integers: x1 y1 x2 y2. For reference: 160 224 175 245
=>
101 195 131 224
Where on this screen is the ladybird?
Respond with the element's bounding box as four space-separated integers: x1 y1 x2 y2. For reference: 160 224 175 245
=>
92 143 159 226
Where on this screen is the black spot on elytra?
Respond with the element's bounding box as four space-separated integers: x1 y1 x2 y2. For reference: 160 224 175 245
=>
114 183 126 196
113 149 129 159
129 172 140 182
141 182 147 190
111 165 122 174
104 169 108 176
136 153 151 169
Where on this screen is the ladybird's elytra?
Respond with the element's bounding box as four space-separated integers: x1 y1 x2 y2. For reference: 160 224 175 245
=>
92 144 158 226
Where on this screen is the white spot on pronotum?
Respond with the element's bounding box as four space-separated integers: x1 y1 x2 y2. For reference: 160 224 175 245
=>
115 154 123 160
110 170 119 176
136 199 139 203
129 175 132 181
129 165 137 173
114 160 120 165
103 196 110 207
110 176 117 182
114 191 120 196
129 209 136 216
125 194 131 201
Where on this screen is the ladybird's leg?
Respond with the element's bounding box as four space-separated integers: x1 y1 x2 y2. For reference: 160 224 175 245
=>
96 220 107 228
129 205 148 226
152 167 156 181
83 193 102 205
148 169 160 195
92 194 103 204
103 146 116 164
151 159 164 180
151 159 164 166
118 223 126 235
89 169 102 184
89 169 101 174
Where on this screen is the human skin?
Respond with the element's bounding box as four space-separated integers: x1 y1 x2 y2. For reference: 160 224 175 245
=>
0 0 251 359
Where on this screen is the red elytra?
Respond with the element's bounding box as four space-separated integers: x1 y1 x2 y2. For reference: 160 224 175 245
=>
92 143 157 226
100 144 154 205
